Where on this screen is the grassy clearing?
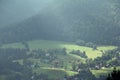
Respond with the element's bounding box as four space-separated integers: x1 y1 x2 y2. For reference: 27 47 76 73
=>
92 69 109 78
1 40 117 59
28 40 102 58
92 67 120 78
61 44 102 59
33 68 77 80
27 40 117 59
97 46 117 51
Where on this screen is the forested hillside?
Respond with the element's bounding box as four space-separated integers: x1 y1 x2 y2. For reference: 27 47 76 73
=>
0 0 120 45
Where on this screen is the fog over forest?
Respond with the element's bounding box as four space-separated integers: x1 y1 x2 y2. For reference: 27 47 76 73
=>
0 0 55 27
0 0 117 44
0 0 111 27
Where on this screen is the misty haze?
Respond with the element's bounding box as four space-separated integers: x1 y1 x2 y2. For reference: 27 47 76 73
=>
0 0 120 80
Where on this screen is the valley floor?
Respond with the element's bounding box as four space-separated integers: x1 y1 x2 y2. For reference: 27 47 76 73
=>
0 40 119 80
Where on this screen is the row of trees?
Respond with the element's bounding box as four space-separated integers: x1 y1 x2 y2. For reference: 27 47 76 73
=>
75 39 97 49
65 69 97 80
106 67 120 80
69 50 87 58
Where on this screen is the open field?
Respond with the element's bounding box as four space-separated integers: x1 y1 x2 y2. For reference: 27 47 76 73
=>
33 67 78 80
2 40 117 59
92 67 120 78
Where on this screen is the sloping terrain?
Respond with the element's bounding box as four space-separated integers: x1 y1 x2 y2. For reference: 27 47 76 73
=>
2 40 117 59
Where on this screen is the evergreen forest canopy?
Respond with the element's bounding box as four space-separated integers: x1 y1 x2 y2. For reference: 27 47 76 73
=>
0 0 120 45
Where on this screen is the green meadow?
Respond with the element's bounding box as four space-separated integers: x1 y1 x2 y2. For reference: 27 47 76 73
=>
2 40 117 59
33 68 78 80
92 67 120 78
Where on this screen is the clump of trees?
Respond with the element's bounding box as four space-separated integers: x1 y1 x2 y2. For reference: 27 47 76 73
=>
72 47 120 72
65 69 96 80
75 39 97 50
106 67 120 80
0 48 32 80
69 50 87 58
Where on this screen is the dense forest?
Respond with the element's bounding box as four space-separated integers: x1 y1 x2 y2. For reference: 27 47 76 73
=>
0 0 120 80
0 0 120 45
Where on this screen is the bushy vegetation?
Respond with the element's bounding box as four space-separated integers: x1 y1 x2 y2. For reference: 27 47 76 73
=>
75 39 97 50
69 50 87 58
3 40 111 59
0 48 32 80
106 67 120 80
0 46 82 80
0 40 119 80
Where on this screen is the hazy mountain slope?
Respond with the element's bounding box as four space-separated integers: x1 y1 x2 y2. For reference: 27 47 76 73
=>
0 0 120 45
0 0 55 27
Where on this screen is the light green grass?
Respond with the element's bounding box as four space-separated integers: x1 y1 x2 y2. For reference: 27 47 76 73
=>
92 67 115 77
60 44 102 59
2 40 117 59
92 69 109 78
92 67 120 78
98 46 117 51
33 67 78 80
27 40 117 59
